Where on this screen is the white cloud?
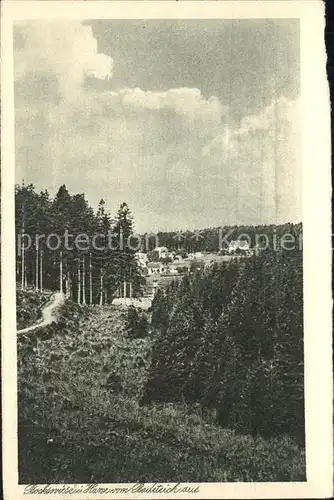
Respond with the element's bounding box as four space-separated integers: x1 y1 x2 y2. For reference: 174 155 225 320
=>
166 160 193 182
14 21 301 231
119 87 224 128
201 127 235 159
15 21 223 129
235 96 299 137
198 96 301 224
15 21 113 97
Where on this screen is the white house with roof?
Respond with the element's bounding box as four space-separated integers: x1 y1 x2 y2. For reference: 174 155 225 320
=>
135 252 148 268
154 246 169 259
228 239 250 254
168 261 191 274
147 262 169 275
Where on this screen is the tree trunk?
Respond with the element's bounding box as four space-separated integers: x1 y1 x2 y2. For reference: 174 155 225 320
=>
21 231 25 290
77 257 81 304
40 250 43 291
35 248 39 290
129 266 132 298
60 251 63 294
82 255 86 304
99 265 103 306
89 253 93 305
65 273 70 298
24 262 28 288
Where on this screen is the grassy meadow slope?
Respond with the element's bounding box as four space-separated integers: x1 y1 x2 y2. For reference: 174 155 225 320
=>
18 300 305 484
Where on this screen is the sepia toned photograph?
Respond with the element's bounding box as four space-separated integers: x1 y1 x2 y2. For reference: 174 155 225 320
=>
14 15 305 484
1 1 332 499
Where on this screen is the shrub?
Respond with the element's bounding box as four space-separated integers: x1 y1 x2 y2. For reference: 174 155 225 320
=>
126 306 149 339
16 289 50 330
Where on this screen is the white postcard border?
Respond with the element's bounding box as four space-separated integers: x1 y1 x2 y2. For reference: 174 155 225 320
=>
1 1 332 499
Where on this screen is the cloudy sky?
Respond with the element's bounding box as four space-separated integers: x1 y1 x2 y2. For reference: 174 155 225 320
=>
14 19 300 232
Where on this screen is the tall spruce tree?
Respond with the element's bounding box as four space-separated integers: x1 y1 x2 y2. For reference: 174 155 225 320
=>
94 199 112 304
104 202 144 299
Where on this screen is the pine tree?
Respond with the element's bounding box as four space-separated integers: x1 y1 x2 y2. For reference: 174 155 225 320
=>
151 288 169 332
94 199 113 305
104 202 144 299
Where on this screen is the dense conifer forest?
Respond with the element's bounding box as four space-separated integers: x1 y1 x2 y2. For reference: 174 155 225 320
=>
15 182 144 302
145 248 304 443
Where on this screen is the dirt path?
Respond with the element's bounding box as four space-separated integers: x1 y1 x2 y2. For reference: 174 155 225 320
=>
17 292 65 334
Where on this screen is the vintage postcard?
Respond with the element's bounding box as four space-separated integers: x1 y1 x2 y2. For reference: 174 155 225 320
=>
1 1 333 499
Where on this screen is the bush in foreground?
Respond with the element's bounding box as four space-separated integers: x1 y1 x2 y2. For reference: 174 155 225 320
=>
16 289 50 330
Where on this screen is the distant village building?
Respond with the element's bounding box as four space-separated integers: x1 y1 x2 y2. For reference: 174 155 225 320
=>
147 262 168 275
135 252 148 268
228 239 250 254
169 261 191 274
169 268 178 275
154 246 169 259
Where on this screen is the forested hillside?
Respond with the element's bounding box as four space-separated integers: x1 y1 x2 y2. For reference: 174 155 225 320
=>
144 223 303 253
144 247 304 443
17 218 305 481
15 183 144 303
16 183 302 306
16 181 305 480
